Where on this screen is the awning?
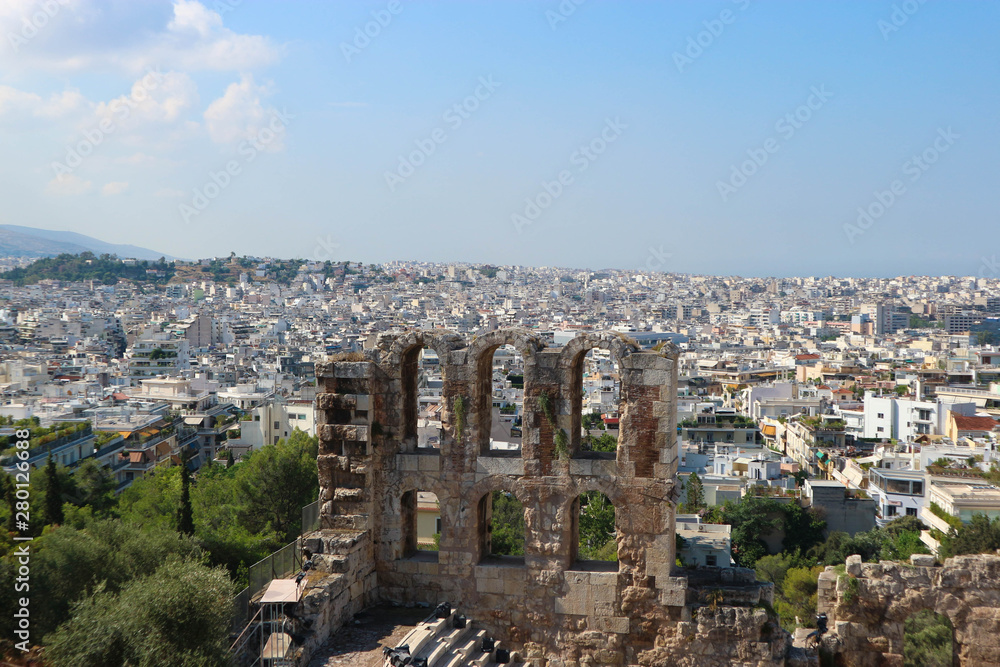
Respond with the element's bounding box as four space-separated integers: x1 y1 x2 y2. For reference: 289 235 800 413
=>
260 579 301 604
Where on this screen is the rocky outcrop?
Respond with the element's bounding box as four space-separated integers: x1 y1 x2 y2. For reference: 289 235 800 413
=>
817 552 1000 666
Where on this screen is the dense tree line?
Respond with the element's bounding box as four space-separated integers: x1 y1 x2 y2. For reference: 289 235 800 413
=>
0 253 174 285
0 431 319 665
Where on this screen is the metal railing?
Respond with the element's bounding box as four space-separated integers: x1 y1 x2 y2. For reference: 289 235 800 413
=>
301 500 320 534
247 539 302 599
229 499 321 657
231 586 251 636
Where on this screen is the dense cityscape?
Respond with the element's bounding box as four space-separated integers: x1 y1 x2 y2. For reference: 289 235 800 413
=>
3 0 998 664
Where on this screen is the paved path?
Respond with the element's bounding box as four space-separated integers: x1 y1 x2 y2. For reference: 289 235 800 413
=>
308 606 429 667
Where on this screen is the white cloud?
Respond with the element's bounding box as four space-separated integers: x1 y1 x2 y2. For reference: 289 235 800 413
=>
0 85 89 121
204 73 285 150
0 0 280 74
93 70 199 127
46 173 92 196
101 181 129 196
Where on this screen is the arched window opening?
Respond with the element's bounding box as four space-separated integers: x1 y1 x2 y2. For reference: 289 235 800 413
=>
904 609 953 667
402 346 444 451
400 489 440 562
574 348 620 458
572 492 618 570
480 344 523 456
477 490 525 564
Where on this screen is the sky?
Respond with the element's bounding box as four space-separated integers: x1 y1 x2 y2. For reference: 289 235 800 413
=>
0 0 997 278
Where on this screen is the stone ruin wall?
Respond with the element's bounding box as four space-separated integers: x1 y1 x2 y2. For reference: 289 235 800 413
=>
306 328 791 666
816 553 1000 666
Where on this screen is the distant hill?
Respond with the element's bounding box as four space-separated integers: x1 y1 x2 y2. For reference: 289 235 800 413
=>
0 254 175 286
0 225 173 261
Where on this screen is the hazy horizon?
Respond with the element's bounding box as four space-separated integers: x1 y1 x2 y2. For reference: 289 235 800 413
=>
1 1 996 278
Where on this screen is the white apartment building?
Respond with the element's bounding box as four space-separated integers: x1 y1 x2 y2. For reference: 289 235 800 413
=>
127 334 190 382
862 394 976 441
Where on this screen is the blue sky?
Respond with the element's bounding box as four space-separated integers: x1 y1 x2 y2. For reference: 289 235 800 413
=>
0 0 996 277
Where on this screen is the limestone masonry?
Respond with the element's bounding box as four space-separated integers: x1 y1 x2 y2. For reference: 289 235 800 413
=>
295 328 803 667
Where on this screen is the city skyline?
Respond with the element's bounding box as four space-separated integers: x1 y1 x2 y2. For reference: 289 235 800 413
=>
1 1 997 277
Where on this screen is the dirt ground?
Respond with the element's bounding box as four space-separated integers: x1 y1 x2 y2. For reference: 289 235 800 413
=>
308 606 431 667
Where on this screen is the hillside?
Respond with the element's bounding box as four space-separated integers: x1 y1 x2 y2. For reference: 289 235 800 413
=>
0 253 175 285
0 225 173 261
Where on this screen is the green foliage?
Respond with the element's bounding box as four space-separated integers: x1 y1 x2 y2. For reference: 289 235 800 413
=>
555 428 569 460
490 491 525 556
681 472 705 514
810 517 929 566
840 572 860 605
0 252 174 286
44 454 64 526
781 503 826 555
44 558 232 666
929 502 963 531
777 566 824 629
538 390 569 459
66 458 116 514
939 513 1000 559
579 492 617 560
453 395 466 445
583 431 617 452
582 410 606 431
177 452 195 536
0 518 205 641
708 496 783 568
117 466 183 530
904 610 954 667
229 429 318 542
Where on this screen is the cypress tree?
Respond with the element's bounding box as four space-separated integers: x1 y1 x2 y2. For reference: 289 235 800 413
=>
1 473 16 532
44 454 64 526
177 451 195 536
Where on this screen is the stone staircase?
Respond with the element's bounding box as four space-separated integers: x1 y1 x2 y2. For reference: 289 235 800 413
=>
382 606 531 667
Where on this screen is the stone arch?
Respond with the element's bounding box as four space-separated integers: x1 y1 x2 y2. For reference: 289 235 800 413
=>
384 330 464 455
466 329 546 457
467 475 532 564
817 555 1000 666
558 477 628 568
388 472 452 561
558 333 638 457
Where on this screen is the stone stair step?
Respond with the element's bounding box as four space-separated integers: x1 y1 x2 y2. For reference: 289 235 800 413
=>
407 614 449 659
426 625 472 666
439 629 487 667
